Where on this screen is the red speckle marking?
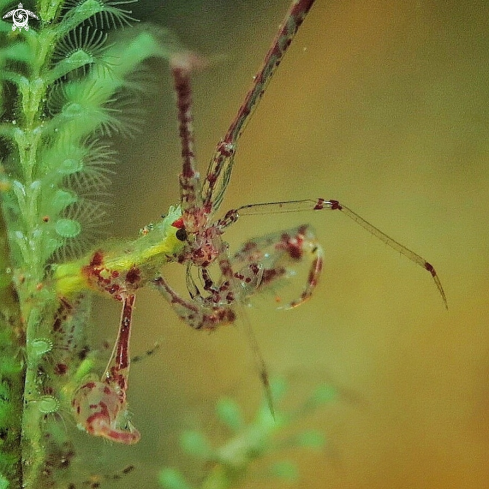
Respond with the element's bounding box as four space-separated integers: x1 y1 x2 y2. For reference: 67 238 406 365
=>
54 363 68 376
125 267 141 286
330 199 342 210
424 262 436 277
171 217 185 229
90 251 104 267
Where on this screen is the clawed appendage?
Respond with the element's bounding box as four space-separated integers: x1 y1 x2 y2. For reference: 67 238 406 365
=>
71 294 140 444
153 224 324 327
64 0 446 435
231 224 324 309
234 198 447 308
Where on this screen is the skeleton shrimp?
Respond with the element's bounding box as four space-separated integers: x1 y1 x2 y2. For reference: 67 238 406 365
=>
58 0 446 443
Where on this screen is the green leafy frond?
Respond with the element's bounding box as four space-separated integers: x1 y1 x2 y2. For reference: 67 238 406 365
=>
0 0 190 485
58 0 137 36
160 378 335 489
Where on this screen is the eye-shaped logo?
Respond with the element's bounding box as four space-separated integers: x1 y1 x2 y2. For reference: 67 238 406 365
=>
2 3 38 32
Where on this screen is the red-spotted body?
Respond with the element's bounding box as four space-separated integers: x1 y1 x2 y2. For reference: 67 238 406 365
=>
64 0 446 440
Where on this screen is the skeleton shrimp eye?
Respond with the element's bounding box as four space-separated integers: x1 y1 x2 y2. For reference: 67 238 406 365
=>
176 227 187 241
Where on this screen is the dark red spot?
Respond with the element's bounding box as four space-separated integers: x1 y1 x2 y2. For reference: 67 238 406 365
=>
224 209 235 220
283 232 303 260
424 262 436 277
261 267 286 285
308 261 319 287
313 198 324 210
108 284 121 295
54 363 68 376
288 245 302 260
242 241 257 253
203 202 212 215
90 251 104 267
330 199 342 210
126 267 141 286
218 140 234 157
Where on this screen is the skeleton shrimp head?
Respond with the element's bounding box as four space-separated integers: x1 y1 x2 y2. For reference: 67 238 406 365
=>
71 294 140 444
171 217 222 268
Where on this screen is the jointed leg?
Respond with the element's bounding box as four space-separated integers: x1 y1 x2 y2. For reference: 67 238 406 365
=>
103 294 135 390
71 294 140 444
153 248 275 415
201 0 317 215
153 274 236 331
221 199 447 308
170 53 208 233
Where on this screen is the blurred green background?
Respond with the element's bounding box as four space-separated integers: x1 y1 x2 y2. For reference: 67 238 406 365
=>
80 0 489 487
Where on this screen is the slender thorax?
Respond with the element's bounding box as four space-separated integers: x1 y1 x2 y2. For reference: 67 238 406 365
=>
56 0 446 441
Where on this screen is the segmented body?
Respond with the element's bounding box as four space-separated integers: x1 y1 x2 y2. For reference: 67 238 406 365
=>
56 0 446 443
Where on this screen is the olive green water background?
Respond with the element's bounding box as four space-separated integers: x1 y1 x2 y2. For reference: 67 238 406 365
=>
85 1 489 487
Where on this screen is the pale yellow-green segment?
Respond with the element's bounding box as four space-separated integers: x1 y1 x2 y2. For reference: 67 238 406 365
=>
54 206 185 297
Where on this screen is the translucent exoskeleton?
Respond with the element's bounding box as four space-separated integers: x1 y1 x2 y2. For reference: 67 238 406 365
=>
62 0 446 440
71 294 140 444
